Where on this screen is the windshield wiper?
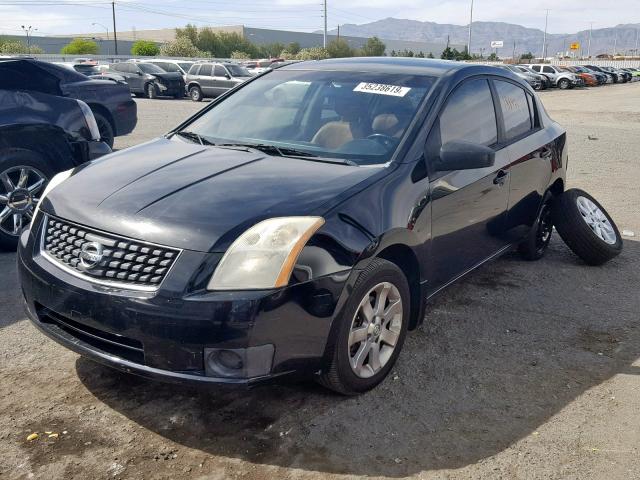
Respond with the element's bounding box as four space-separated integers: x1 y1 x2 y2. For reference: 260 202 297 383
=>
172 131 213 145
215 142 358 166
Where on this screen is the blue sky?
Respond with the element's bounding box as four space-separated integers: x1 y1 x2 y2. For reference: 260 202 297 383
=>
0 0 638 37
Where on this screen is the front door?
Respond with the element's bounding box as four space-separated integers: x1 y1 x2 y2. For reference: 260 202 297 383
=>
212 65 234 96
426 78 511 292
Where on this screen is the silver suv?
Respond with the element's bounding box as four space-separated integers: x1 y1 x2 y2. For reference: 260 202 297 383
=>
525 64 579 89
185 62 252 101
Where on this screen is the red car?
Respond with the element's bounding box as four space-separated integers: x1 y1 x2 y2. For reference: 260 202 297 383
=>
563 66 598 87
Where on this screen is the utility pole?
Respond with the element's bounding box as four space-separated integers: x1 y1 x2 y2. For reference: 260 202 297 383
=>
512 41 516 61
337 24 340 41
112 1 118 56
587 22 593 58
636 28 639 57
21 25 36 53
467 0 474 54
542 9 549 59
323 0 327 48
613 31 617 57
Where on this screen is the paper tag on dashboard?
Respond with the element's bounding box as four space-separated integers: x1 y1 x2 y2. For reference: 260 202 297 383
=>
353 82 411 97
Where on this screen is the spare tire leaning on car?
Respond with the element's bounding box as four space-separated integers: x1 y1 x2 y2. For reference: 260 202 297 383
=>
553 188 623 265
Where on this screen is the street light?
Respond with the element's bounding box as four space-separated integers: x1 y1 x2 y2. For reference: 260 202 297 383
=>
21 25 37 54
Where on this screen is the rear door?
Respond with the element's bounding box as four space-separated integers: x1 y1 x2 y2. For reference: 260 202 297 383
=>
196 64 215 96
426 77 511 291
493 79 554 240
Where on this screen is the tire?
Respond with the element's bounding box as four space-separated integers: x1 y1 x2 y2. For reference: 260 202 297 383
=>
189 85 203 102
518 195 554 261
552 189 622 266
0 149 55 250
319 258 410 395
92 111 114 149
558 78 570 90
145 83 157 99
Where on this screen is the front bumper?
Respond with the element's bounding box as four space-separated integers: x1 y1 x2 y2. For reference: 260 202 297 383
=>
18 226 351 386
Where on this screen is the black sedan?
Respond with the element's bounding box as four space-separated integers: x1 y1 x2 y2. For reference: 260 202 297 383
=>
19 58 571 394
108 62 185 99
0 59 137 148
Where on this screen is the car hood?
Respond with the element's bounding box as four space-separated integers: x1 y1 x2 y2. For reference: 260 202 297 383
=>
42 137 381 252
151 72 184 82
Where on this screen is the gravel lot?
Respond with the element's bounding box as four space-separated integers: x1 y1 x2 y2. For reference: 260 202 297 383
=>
1 84 639 480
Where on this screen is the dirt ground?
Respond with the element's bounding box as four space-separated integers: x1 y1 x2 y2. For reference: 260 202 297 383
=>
1 83 639 480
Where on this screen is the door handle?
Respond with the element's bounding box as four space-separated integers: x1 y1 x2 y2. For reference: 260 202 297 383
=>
493 169 508 185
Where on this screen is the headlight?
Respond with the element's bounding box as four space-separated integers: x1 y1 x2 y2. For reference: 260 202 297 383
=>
29 169 73 231
76 99 101 141
207 216 325 290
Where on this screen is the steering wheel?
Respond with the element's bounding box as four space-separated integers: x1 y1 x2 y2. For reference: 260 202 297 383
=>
366 133 397 149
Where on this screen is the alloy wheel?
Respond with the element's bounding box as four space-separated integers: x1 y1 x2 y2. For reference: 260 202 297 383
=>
576 195 617 245
348 281 403 378
0 166 47 236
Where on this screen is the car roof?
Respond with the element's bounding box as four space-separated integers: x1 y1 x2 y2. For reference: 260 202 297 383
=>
280 56 493 77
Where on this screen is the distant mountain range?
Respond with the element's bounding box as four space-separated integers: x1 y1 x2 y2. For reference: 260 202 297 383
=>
321 19 640 57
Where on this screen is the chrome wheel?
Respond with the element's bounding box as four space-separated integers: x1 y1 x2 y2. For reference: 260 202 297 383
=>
576 195 616 245
348 281 403 379
0 166 46 236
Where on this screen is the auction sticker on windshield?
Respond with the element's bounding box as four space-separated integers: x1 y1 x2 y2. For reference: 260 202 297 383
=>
353 82 411 97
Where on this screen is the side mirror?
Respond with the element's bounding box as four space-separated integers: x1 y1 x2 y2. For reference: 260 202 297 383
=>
224 73 231 79
436 141 495 171
136 70 143 76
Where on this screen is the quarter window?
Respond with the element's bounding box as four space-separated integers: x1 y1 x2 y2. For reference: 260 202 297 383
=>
494 80 533 140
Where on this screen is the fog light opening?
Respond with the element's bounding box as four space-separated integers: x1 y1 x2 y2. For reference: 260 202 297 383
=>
204 344 274 379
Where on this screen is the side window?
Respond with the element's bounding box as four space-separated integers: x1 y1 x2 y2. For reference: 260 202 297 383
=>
494 80 532 140
542 66 554 74
439 78 498 147
214 65 227 77
198 64 212 77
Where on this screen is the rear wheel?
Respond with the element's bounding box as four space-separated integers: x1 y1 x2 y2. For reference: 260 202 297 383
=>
518 198 554 261
189 85 203 102
319 258 410 395
0 149 53 250
553 189 622 265
92 112 114 148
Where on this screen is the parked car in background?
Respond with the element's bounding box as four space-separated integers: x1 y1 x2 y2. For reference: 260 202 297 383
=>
525 64 580 89
560 66 598 87
0 59 136 148
108 61 185 99
513 65 550 89
242 59 275 75
140 59 195 83
53 62 127 85
494 64 543 90
0 85 110 248
584 65 617 83
18 58 570 394
185 62 253 101
621 67 640 81
569 66 607 85
603 67 631 83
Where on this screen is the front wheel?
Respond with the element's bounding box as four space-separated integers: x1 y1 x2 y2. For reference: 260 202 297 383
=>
553 189 622 265
319 258 410 395
0 149 53 250
558 78 570 90
145 83 157 99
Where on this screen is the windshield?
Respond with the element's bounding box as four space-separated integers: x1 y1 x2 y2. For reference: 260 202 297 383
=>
138 63 165 74
178 62 194 72
183 70 434 165
226 64 251 77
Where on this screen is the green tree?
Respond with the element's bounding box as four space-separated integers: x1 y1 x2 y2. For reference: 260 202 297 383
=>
360 36 386 56
427 52 434 59
284 42 300 55
0 40 43 54
175 24 199 45
416 51 425 58
295 47 329 60
441 46 458 60
326 38 354 58
131 40 159 56
159 37 205 57
60 38 99 55
520 51 534 60
231 50 251 59
487 52 499 61
259 42 285 58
